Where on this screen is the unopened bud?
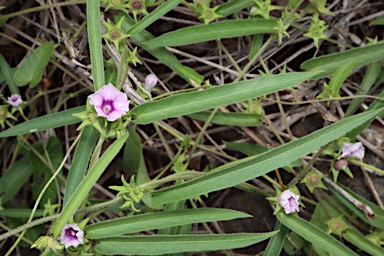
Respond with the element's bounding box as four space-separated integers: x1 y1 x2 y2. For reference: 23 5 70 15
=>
334 158 348 171
145 74 158 90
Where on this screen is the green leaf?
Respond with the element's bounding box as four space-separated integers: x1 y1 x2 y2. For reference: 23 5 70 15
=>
224 141 267 156
277 212 357 256
143 19 278 47
370 15 384 25
95 232 278 255
29 137 63 206
157 201 189 236
119 14 191 83
13 41 54 88
300 41 384 79
123 125 142 176
188 111 262 126
131 71 319 124
146 108 381 206
0 157 33 203
326 182 384 229
87 0 104 90
50 134 129 238
328 61 355 96
176 65 204 85
85 208 251 239
263 220 289 256
342 229 384 256
348 89 384 138
0 106 85 138
250 33 264 60
0 53 19 94
127 0 183 36
63 126 99 206
215 0 255 16
344 61 381 117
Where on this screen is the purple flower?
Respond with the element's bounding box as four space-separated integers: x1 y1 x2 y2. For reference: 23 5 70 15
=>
88 84 129 121
278 190 300 214
8 94 23 107
339 142 365 160
145 74 158 90
59 223 84 249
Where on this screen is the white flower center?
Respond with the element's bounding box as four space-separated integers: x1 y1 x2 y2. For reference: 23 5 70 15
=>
102 104 112 114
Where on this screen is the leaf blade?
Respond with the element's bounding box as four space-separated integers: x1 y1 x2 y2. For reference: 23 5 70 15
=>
131 71 319 124
85 208 251 239
300 42 384 79
143 19 278 47
277 212 357 256
0 106 85 138
95 232 278 255
147 108 382 206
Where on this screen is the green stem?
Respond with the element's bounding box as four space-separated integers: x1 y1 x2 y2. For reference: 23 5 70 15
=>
349 158 384 175
141 171 205 192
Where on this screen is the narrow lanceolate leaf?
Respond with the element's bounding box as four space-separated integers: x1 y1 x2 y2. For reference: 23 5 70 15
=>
95 232 278 255
85 208 251 239
50 134 129 238
344 61 381 117
87 0 104 90
13 41 54 88
215 0 255 16
127 0 183 36
0 157 33 203
63 126 99 206
147 108 382 206
326 183 384 229
263 220 289 256
0 106 85 138
0 54 19 94
131 71 319 124
143 19 278 47
187 112 262 126
300 41 384 79
277 212 357 256
342 229 384 256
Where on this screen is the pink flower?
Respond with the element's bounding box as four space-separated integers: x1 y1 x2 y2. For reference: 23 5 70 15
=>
339 142 364 160
59 223 84 249
145 74 158 90
278 190 300 214
8 94 23 107
88 84 129 121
